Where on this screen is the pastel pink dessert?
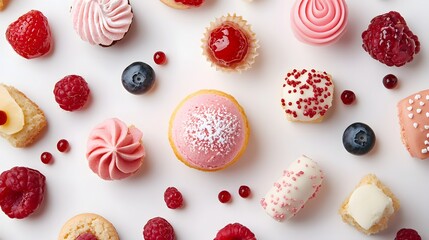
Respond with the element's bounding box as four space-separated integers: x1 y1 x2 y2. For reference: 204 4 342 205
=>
168 90 249 171
398 90 429 159
71 0 133 46
86 118 145 180
291 0 348 45
261 155 324 221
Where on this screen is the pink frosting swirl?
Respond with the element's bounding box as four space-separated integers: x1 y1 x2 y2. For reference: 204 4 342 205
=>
86 118 145 180
71 0 133 46
291 0 348 45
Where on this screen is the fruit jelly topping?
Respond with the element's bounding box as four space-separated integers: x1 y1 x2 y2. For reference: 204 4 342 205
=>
175 0 203 7
208 22 249 67
76 232 98 240
281 69 333 121
0 110 7 125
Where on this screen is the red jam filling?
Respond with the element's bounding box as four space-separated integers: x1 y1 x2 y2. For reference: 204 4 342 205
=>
0 110 7 125
208 23 249 68
174 0 204 6
76 232 98 240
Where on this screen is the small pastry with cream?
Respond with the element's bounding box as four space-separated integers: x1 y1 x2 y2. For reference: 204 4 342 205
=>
0 84 47 147
339 174 399 235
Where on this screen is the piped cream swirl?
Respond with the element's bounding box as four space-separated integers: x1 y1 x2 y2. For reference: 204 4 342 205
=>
86 118 145 180
71 0 133 46
291 0 348 45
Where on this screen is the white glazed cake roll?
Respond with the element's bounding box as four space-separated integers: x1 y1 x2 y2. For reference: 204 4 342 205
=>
261 155 324 221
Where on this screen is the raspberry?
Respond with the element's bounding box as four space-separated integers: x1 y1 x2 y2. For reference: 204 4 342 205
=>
54 75 90 111
214 223 256 240
0 167 46 219
395 228 421 240
164 187 183 209
143 217 176 240
362 11 420 67
6 10 52 59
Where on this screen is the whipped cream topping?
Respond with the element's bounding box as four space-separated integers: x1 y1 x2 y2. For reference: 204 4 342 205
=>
261 155 324 221
347 184 394 230
86 118 145 180
71 0 133 46
291 0 348 45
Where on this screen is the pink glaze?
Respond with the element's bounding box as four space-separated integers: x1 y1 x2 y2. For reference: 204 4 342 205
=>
87 118 145 180
291 0 348 45
71 0 133 46
398 90 429 160
170 91 247 170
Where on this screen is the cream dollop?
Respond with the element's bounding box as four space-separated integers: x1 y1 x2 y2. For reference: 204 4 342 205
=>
291 0 348 45
71 0 133 46
86 118 145 180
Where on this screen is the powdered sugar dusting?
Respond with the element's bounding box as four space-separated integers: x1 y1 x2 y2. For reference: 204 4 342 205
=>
183 103 241 158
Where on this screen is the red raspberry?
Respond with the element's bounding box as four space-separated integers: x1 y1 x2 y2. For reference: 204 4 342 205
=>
214 223 256 240
164 187 183 209
0 167 46 219
6 10 52 59
395 228 421 240
54 75 90 111
362 11 420 67
143 217 176 240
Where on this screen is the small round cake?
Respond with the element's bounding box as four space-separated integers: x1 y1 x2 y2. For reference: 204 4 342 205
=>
71 0 134 46
58 213 119 240
86 118 145 180
202 14 259 72
168 90 249 171
160 0 204 9
290 0 348 45
280 69 334 122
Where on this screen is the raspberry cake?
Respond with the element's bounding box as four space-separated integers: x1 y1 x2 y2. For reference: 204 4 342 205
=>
168 89 249 171
280 69 334 122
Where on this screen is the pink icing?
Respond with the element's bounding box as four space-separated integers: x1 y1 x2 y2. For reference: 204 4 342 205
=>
86 118 145 180
71 0 133 46
291 0 348 45
398 90 429 160
171 92 247 170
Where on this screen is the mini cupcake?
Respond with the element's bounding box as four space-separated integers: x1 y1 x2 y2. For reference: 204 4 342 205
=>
160 0 204 9
86 118 145 180
202 14 259 72
71 0 134 47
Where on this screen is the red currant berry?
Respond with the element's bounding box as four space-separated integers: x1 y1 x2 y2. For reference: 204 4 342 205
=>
218 190 231 203
341 90 356 105
41 152 52 164
238 185 251 198
0 110 7 125
57 139 69 152
154 51 167 65
383 74 398 89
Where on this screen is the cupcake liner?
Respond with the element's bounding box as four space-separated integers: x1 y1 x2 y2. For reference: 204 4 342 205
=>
202 13 259 73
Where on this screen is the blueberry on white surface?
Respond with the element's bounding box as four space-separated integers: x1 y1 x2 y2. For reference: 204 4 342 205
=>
121 62 155 94
342 122 376 155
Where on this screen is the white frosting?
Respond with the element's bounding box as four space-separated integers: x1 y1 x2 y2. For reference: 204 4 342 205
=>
261 155 324 221
347 184 394 230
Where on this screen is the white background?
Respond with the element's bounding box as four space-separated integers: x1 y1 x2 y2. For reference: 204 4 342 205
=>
0 0 429 239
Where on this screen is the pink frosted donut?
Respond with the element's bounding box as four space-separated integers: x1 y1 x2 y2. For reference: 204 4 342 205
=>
291 0 348 45
86 118 145 180
168 90 249 171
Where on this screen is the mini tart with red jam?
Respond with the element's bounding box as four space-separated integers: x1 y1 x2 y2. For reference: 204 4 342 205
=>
160 0 204 9
202 14 259 72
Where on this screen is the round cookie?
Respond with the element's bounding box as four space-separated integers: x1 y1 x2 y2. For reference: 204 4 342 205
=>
58 213 119 240
168 89 249 171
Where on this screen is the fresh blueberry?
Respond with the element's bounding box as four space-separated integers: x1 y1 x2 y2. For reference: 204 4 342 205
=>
342 122 376 155
121 62 155 94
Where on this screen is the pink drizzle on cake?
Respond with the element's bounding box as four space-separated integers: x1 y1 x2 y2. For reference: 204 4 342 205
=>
71 0 133 46
86 118 145 180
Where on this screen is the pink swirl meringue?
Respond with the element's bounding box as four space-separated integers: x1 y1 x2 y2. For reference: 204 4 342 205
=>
291 0 348 45
71 0 133 46
86 118 145 180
